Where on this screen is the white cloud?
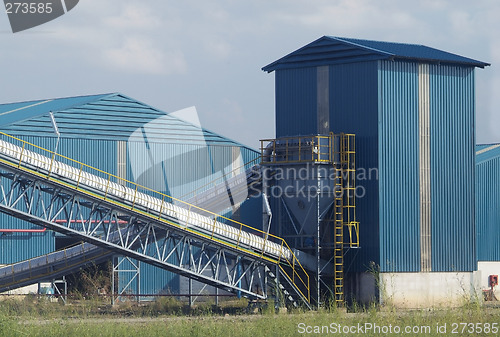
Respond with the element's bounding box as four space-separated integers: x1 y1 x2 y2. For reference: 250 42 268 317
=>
103 37 187 75
104 3 162 30
203 36 232 59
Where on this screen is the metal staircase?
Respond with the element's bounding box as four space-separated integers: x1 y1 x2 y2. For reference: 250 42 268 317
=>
0 132 311 308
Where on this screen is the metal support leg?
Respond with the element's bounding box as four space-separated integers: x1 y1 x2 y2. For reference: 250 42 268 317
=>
136 260 141 303
275 264 280 309
215 287 219 306
189 278 193 307
111 256 115 306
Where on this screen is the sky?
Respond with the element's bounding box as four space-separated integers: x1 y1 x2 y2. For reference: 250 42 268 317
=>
0 0 498 149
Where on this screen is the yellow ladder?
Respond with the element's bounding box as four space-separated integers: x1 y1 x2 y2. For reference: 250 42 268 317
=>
342 134 359 250
332 133 345 304
332 133 359 305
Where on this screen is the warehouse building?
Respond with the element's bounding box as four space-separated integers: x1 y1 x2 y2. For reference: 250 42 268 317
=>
476 144 500 299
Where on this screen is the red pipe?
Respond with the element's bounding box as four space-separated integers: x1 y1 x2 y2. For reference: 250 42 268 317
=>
0 220 128 233
0 227 46 233
54 220 128 224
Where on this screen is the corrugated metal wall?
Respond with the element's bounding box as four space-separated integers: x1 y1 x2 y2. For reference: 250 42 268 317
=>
275 67 317 137
329 61 380 273
0 229 54 264
378 60 421 272
429 65 476 272
476 150 500 261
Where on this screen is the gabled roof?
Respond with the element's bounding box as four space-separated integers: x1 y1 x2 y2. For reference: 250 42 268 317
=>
476 144 500 164
0 94 109 127
0 93 253 149
262 36 490 72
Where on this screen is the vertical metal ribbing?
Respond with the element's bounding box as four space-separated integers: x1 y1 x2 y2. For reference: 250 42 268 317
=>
117 141 127 183
317 66 330 134
418 64 432 272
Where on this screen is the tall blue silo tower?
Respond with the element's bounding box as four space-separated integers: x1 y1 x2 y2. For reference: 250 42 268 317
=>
262 36 489 307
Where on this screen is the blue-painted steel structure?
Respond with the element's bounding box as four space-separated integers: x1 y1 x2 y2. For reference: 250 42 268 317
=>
0 93 260 295
263 36 488 273
476 144 500 262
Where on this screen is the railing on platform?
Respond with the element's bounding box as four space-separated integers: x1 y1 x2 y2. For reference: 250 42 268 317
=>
260 135 332 164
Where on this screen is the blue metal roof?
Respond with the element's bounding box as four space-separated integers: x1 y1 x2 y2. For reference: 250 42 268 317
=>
0 93 254 149
0 94 110 127
476 143 500 164
262 36 490 72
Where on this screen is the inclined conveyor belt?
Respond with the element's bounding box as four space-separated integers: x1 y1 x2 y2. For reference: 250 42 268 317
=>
0 138 291 261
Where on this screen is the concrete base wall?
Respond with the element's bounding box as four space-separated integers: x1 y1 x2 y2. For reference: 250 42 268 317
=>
477 261 500 298
380 272 481 308
348 271 481 308
1 283 52 295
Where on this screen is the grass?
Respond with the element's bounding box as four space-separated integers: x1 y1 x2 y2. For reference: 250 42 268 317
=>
1 296 500 336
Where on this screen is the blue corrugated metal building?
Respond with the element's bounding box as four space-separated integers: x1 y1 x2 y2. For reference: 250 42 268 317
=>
0 93 260 295
263 36 489 293
476 144 500 261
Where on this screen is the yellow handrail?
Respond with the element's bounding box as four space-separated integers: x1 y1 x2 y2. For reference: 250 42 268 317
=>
261 135 332 164
0 131 310 303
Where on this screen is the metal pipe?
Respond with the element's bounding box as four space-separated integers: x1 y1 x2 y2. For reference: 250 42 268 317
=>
0 227 46 233
262 142 275 163
54 220 128 225
0 219 129 232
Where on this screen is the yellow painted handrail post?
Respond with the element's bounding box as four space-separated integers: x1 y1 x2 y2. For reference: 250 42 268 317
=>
47 149 56 179
298 138 301 161
158 195 165 220
272 140 276 163
307 273 310 300
311 137 314 161
104 174 111 199
260 140 265 161
187 204 192 227
260 139 264 162
17 142 25 168
76 163 83 189
236 222 243 248
356 222 360 247
210 217 217 239
285 138 289 161
278 240 284 264
259 231 267 258
131 184 138 210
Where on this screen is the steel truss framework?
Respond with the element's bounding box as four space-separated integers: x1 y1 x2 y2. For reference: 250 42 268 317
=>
0 167 308 308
